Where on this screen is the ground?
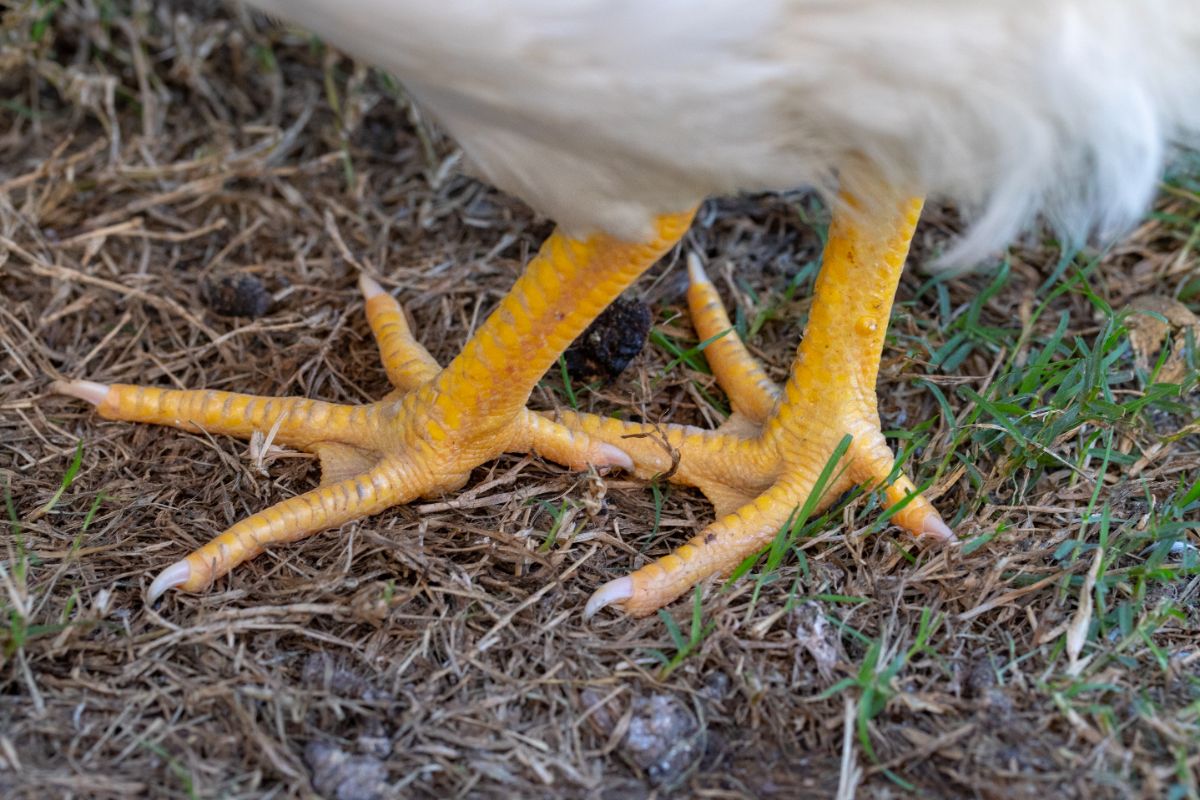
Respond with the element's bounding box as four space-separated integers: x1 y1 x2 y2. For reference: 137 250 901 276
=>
1 3 1198 798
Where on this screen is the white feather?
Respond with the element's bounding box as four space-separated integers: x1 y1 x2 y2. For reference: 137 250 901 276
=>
247 0 1200 264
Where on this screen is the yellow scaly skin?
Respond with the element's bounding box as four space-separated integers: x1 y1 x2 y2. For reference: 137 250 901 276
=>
567 176 955 618
53 211 694 600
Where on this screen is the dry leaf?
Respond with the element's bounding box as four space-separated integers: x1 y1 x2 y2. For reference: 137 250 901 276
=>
1125 295 1199 385
1066 545 1104 675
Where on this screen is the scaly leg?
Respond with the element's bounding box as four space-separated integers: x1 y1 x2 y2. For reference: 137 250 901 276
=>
54 211 694 600
566 172 955 617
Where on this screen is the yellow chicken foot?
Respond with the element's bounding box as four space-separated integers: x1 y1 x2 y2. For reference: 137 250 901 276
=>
54 211 694 600
564 175 955 617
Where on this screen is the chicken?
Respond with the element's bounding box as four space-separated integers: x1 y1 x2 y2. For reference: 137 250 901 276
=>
54 1 1200 615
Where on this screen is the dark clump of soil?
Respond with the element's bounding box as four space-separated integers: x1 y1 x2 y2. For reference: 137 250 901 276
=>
202 273 273 318
562 295 653 383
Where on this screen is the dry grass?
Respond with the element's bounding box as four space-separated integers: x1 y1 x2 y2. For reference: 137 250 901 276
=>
2 3 1198 798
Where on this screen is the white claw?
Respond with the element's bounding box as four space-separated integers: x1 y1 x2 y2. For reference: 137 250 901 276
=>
51 380 110 407
584 576 633 619
596 443 634 472
358 273 386 299
686 252 710 286
148 559 190 602
921 514 958 544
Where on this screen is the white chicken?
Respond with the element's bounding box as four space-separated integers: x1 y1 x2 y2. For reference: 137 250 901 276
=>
55 1 1200 616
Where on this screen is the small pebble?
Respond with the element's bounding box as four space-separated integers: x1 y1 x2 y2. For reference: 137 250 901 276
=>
305 740 388 800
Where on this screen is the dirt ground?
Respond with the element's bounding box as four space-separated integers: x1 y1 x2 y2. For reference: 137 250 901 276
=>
2 3 1198 798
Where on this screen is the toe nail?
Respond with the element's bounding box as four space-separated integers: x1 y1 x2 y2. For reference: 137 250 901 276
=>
358 274 385 299
148 560 190 602
686 252 710 286
52 380 111 407
584 577 633 619
921 514 957 543
596 443 634 472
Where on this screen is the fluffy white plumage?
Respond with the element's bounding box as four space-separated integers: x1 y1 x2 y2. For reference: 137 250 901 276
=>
247 0 1200 264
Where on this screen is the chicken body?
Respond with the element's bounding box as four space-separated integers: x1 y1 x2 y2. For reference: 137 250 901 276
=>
250 0 1199 262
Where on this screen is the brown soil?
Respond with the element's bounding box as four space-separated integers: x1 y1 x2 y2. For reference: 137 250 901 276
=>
2 3 1197 798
